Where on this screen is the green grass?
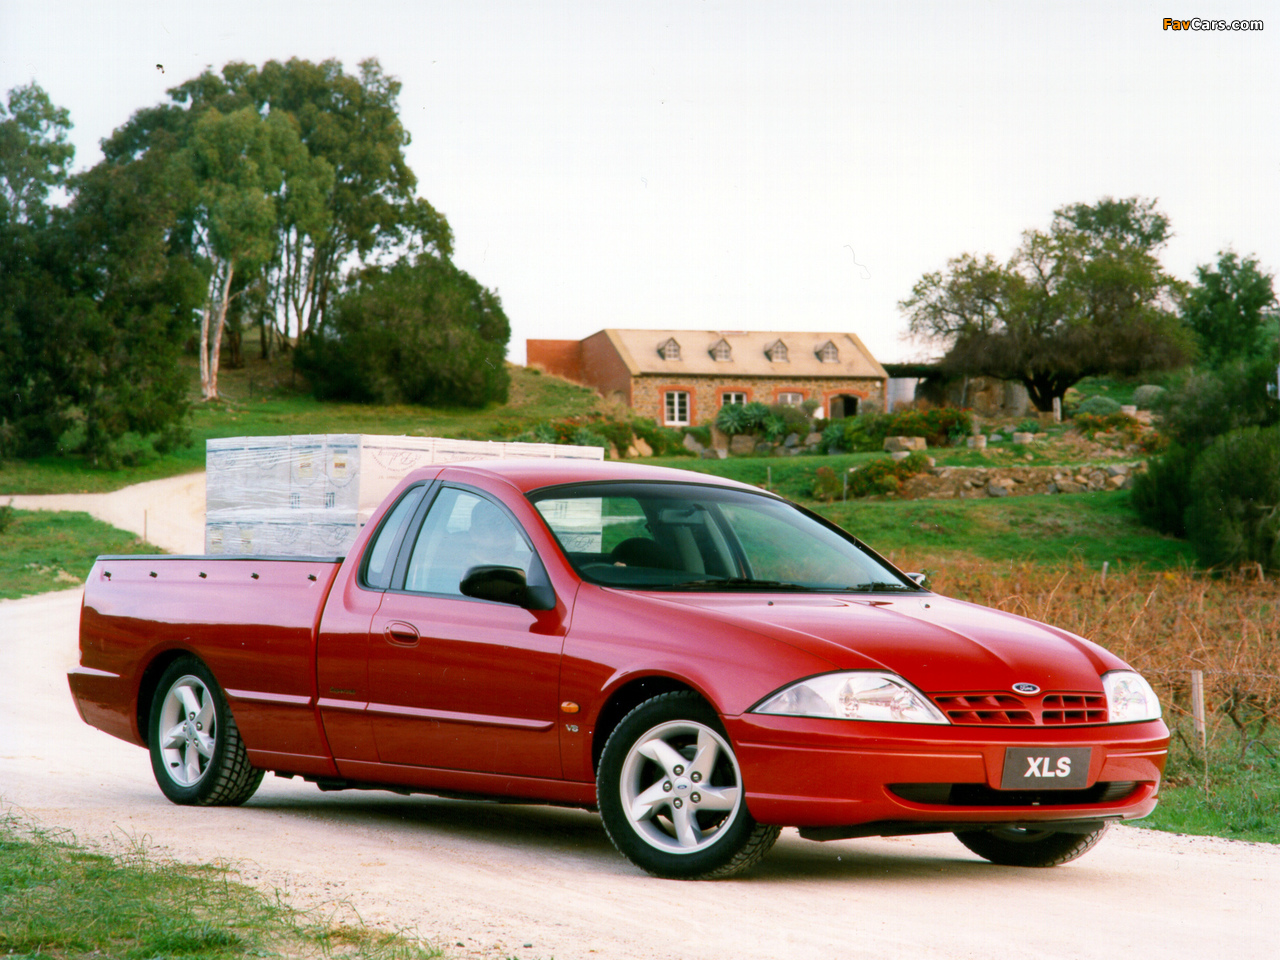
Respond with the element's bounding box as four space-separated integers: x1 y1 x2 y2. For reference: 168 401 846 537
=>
821 491 1197 570
1138 747 1280 844
0 509 161 600
0 812 441 959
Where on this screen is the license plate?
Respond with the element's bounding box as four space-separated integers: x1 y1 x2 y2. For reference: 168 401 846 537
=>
1000 747 1092 790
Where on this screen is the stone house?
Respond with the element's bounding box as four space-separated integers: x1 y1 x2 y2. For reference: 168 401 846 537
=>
527 329 888 427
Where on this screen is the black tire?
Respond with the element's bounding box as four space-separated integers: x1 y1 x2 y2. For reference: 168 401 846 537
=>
148 656 263 806
597 691 780 879
954 823 1110 867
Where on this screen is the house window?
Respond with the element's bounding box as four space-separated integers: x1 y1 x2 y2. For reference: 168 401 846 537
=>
721 392 746 407
817 340 839 363
777 392 804 407
710 338 732 361
665 390 690 426
658 338 682 361
765 339 789 363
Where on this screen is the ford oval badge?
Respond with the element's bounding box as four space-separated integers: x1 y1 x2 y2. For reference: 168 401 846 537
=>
1012 682 1041 696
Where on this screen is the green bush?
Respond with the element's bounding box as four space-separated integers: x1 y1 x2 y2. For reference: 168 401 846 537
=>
631 419 693 457
846 452 932 498
295 255 510 407
819 421 846 453
1185 426 1280 571
1075 395 1123 417
1073 411 1136 438
812 465 843 502
1131 442 1197 538
1132 384 1166 410
714 403 752 436
832 408 973 452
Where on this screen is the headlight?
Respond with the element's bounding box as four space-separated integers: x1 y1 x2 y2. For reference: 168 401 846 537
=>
753 671 950 724
1103 670 1162 723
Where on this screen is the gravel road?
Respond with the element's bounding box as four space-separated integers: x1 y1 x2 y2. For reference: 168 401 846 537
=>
2 477 1278 959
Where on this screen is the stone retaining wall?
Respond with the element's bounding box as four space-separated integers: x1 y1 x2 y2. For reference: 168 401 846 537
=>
901 462 1141 500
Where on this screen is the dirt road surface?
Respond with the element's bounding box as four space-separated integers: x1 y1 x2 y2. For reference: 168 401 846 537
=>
2 478 1278 959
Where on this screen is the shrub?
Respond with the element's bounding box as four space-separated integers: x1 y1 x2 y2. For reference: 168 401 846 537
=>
831 408 973 453
846 452 932 498
1075 395 1123 417
819 421 847 453
714 403 752 436
631 419 693 457
1073 411 1137 440
1131 442 1197 537
812 466 842 502
1132 384 1166 410
1185 426 1280 571
296 255 510 407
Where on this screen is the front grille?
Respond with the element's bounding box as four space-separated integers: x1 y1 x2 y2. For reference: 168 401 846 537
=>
931 691 1108 726
1042 693 1108 724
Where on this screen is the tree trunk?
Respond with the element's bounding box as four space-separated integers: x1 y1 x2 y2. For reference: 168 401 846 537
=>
198 305 212 399
207 262 234 401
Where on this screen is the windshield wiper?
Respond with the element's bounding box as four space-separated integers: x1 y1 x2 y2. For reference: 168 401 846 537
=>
674 577 818 591
845 581 921 593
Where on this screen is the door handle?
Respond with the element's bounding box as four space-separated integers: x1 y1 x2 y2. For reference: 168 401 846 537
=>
384 621 420 646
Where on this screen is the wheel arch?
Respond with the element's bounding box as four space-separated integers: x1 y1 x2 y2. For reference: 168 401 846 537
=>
136 648 202 747
591 675 711 774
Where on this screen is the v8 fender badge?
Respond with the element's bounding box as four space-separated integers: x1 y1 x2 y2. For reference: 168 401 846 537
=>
1012 682 1041 695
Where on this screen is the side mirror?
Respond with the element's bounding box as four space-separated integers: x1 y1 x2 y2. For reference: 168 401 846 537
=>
460 565 556 610
906 572 927 587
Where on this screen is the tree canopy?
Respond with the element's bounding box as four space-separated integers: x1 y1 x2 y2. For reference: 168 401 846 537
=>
1 62 508 464
1181 250 1277 367
295 254 510 408
901 197 1193 411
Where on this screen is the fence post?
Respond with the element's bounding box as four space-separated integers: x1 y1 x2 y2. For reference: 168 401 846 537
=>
1190 669 1207 754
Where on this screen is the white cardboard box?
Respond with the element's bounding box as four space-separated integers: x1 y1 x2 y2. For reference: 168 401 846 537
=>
205 434 603 556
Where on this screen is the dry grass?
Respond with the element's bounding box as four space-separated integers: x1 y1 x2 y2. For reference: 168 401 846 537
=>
892 553 1280 765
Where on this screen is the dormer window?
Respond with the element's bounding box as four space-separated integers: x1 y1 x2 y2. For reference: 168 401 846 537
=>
709 338 732 362
817 340 839 363
658 337 682 361
765 339 789 363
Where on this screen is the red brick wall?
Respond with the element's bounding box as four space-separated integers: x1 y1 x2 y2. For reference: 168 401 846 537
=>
580 331 633 405
526 340 584 382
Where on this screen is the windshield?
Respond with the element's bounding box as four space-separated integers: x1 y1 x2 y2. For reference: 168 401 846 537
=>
528 481 919 593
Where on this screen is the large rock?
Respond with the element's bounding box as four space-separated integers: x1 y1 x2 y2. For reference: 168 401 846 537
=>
729 434 757 456
884 436 927 453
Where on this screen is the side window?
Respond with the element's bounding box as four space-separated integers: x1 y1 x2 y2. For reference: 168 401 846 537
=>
362 485 428 589
404 488 533 596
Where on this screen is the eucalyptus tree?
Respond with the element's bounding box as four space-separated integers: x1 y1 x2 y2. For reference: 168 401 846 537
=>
180 106 331 398
167 58 452 355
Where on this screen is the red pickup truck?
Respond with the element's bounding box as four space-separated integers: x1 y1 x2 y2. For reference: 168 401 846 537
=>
70 458 1168 879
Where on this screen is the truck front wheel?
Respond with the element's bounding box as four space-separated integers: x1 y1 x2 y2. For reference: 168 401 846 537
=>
148 656 263 806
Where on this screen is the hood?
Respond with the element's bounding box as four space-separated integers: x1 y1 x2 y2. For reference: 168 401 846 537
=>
648 591 1126 694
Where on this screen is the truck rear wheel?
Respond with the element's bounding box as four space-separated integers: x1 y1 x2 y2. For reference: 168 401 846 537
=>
148 656 263 806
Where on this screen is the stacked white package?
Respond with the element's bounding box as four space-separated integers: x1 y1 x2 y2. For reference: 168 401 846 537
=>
205 434 603 556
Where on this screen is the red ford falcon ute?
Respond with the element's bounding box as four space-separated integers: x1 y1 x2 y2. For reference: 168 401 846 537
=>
69 459 1168 878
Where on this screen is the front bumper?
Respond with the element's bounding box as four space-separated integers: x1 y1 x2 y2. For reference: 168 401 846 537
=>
727 713 1169 832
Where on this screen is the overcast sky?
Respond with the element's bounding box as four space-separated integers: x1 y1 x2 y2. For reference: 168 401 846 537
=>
2 0 1275 365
